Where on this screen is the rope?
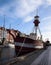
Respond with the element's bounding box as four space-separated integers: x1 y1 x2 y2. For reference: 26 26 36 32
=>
38 26 41 36
38 26 42 40
16 37 26 56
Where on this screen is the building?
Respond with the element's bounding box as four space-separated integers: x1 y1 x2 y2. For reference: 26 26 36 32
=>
0 27 21 43
0 27 7 42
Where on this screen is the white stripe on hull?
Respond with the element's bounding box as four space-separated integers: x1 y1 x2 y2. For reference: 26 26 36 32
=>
15 42 35 48
15 42 43 49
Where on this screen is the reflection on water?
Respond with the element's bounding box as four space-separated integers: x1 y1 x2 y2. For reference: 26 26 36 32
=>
0 44 16 62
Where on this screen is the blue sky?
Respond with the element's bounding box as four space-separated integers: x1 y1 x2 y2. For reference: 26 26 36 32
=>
0 0 51 41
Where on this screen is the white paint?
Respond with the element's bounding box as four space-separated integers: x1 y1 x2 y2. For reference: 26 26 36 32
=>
15 42 34 48
8 44 15 48
15 42 43 49
34 46 43 49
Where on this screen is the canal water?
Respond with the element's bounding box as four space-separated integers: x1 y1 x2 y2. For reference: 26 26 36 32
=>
0 44 16 62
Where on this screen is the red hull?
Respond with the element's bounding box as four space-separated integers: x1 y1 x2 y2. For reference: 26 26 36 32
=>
15 36 43 56
15 46 35 56
15 36 35 43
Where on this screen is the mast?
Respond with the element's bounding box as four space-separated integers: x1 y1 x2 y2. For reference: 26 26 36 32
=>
9 24 11 42
33 15 40 40
3 15 5 38
2 15 5 44
33 9 42 40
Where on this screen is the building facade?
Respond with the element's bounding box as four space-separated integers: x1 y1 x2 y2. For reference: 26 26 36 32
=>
0 27 21 43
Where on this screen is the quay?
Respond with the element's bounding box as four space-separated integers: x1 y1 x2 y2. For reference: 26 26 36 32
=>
1 46 51 65
0 45 45 65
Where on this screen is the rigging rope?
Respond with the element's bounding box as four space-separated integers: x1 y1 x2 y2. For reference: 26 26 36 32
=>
16 37 26 56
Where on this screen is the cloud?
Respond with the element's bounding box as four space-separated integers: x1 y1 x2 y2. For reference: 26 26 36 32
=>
23 16 33 22
15 0 43 18
40 16 51 42
0 0 43 18
0 0 51 23
42 32 51 42
41 16 51 31
46 0 51 5
42 16 51 21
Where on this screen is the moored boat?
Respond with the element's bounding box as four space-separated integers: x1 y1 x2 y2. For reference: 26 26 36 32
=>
15 36 43 56
14 15 43 56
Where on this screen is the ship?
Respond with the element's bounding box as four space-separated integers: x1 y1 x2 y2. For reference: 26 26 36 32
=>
0 14 43 56
15 37 43 56
14 15 43 56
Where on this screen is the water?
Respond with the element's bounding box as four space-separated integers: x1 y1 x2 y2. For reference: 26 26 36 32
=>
0 44 16 62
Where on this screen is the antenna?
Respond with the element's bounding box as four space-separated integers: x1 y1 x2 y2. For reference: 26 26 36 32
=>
3 15 5 28
9 24 11 42
36 8 38 16
3 15 5 38
34 8 39 19
9 24 11 30
2 15 6 44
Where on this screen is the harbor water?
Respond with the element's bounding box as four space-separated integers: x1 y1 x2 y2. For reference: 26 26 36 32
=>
0 44 16 62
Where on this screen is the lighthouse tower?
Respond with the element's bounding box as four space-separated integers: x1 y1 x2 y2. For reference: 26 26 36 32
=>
33 15 42 40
